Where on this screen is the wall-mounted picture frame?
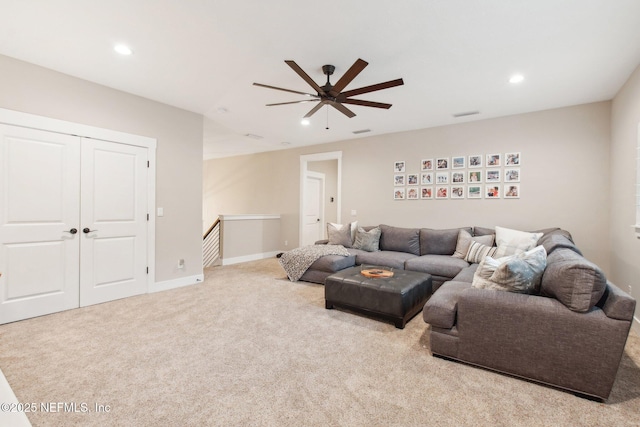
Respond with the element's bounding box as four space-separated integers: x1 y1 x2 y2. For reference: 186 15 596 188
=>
436 172 449 184
451 186 465 199
486 185 500 198
452 156 465 169
486 153 501 167
505 152 521 166
452 171 465 184
436 186 448 199
421 187 433 199
468 170 482 183
468 186 482 199
394 188 405 200
504 168 520 182
486 169 501 182
468 154 483 168
421 159 433 171
421 172 433 185
436 157 449 170
407 188 419 200
394 161 406 173
407 174 419 185
394 174 405 186
505 184 520 198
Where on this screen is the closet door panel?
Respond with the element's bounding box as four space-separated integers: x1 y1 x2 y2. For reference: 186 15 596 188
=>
0 124 81 324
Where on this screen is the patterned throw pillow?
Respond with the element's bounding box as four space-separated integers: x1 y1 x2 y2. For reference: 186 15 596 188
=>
494 226 543 258
352 227 381 252
452 229 495 258
464 241 497 263
472 246 548 294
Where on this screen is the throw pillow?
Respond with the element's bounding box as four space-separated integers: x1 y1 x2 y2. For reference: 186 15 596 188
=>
452 229 495 258
494 226 543 258
472 246 547 294
464 241 498 263
352 227 381 252
327 222 358 247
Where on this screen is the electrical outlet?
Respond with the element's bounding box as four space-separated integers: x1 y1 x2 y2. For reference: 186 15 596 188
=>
178 259 184 269
628 285 633 296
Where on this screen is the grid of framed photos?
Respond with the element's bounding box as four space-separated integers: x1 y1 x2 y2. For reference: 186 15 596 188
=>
393 153 521 200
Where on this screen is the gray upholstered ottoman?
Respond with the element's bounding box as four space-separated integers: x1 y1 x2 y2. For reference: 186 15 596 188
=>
325 266 432 328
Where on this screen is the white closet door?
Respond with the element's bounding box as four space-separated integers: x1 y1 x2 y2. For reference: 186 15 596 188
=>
79 138 148 307
0 125 81 324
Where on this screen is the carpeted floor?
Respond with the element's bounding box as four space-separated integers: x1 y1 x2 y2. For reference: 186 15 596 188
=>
0 258 639 427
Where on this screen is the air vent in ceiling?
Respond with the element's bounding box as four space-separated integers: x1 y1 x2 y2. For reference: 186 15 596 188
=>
452 111 480 118
352 129 371 134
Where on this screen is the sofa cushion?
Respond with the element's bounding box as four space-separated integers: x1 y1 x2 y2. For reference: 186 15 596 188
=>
405 255 469 278
537 231 582 256
422 281 471 329
473 226 495 237
307 254 356 273
421 227 472 255
379 224 420 255
540 248 607 312
452 264 479 283
472 246 547 294
352 226 381 252
494 226 543 257
355 250 417 270
464 241 498 264
452 229 495 258
327 222 358 247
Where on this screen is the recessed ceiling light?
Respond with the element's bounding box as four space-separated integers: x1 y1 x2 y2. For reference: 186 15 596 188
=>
114 44 133 55
301 119 310 126
509 74 524 84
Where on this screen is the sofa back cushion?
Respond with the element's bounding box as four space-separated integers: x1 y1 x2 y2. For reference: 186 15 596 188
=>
540 248 607 312
378 224 420 255
537 230 582 256
421 227 472 255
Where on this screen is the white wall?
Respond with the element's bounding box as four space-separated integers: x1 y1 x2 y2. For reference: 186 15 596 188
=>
610 62 640 320
0 54 203 283
204 101 612 271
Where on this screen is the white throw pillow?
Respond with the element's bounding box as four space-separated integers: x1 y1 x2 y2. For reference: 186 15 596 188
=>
494 226 543 258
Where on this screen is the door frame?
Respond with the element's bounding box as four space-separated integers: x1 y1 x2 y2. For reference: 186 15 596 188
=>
0 108 157 289
299 151 341 247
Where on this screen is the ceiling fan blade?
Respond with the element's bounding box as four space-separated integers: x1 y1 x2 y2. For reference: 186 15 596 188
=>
340 99 392 109
253 82 318 97
266 100 320 106
285 60 326 95
329 58 368 97
329 101 356 118
303 100 328 118
340 78 404 98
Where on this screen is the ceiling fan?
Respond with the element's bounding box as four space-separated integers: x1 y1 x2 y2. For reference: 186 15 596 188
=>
253 58 404 119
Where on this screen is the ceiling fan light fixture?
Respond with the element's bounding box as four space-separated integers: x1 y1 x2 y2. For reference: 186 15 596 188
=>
300 119 310 126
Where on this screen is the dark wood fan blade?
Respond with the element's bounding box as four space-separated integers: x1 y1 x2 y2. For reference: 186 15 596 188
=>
253 82 318 97
340 99 392 109
285 60 325 95
340 78 404 98
329 58 368 97
303 100 328 118
266 100 320 106
329 101 356 118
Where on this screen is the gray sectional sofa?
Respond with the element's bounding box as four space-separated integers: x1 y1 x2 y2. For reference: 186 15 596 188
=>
298 224 636 401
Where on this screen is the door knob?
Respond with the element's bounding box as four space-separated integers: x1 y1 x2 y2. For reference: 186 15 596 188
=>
83 228 98 234
64 228 78 234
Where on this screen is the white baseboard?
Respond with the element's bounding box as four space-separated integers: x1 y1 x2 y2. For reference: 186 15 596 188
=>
221 251 280 266
0 368 32 427
151 274 204 293
632 316 640 337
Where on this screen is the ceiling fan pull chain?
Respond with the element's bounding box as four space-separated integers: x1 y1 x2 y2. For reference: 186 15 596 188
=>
326 104 330 130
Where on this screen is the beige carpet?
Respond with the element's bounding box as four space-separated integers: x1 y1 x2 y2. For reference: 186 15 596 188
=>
1 258 639 427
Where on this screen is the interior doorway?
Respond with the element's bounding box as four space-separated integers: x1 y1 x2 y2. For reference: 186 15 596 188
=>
299 151 342 247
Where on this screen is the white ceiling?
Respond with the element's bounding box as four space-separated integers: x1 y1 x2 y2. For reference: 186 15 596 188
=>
1 1 640 159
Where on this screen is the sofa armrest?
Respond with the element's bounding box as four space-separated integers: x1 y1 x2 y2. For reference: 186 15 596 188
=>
422 282 471 329
598 282 636 321
456 288 633 400
314 239 329 245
